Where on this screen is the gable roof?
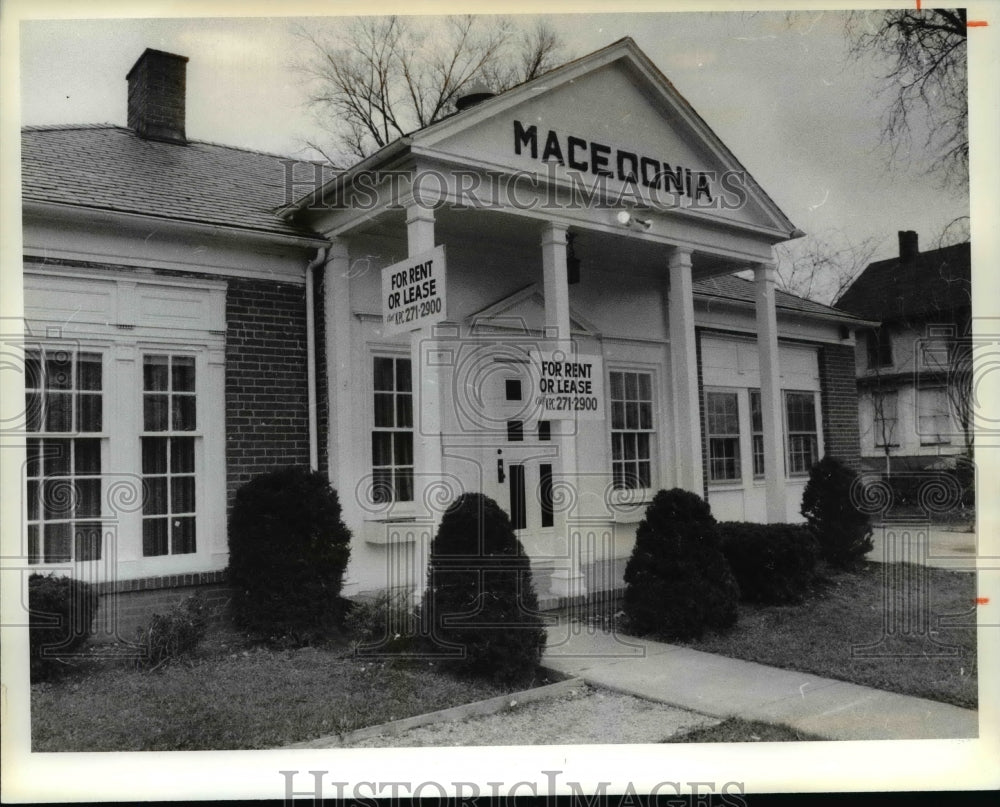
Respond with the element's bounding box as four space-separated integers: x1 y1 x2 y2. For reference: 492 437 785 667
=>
835 242 971 322
694 273 870 324
288 37 800 241
21 124 332 242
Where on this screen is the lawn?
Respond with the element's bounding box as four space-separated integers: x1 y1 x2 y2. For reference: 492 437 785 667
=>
678 562 978 709
30 632 518 752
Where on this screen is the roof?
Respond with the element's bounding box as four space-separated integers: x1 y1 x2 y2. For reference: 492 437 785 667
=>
21 124 334 241
694 273 869 324
835 242 971 322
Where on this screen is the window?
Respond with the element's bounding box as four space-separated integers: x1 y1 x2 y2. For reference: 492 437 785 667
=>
610 371 654 490
706 391 740 481
507 419 524 442
918 388 952 445
750 390 765 478
785 392 818 475
372 356 413 503
872 390 898 449
538 420 551 441
25 349 103 564
141 355 197 556
866 328 893 369
505 379 522 401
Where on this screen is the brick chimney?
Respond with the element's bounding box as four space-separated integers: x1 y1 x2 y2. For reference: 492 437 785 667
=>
126 48 188 144
898 230 919 265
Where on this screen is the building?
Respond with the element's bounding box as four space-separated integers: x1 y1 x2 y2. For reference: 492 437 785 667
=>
19 41 868 627
836 231 972 486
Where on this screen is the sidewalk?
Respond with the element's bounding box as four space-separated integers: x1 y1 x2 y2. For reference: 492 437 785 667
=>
542 621 978 741
867 523 978 570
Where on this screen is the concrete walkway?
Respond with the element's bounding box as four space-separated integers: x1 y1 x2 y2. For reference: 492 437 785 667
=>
542 621 978 741
867 523 978 570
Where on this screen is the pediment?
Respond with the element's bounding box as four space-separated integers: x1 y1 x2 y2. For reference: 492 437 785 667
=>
467 283 599 336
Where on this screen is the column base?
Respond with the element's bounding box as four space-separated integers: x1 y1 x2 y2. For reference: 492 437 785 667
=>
548 569 587 600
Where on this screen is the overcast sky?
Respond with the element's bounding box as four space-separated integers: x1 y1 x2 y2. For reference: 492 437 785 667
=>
16 9 972 287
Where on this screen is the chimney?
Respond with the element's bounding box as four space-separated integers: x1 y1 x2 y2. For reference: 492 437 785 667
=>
898 230 919 264
126 48 189 144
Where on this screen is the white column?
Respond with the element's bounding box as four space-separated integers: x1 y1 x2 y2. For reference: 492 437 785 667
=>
541 222 586 599
667 247 703 493
754 262 787 522
324 239 353 495
407 205 442 598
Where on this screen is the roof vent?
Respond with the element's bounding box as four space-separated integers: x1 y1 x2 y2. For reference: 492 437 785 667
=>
455 80 495 111
126 48 189 145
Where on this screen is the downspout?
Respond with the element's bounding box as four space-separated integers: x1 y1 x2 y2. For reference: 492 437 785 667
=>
305 247 327 472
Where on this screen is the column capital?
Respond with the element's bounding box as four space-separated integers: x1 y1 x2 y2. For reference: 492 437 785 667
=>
667 246 693 269
753 261 778 283
324 237 350 261
540 221 569 247
405 204 435 227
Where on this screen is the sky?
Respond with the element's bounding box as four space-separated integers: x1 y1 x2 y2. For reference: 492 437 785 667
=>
13 5 975 298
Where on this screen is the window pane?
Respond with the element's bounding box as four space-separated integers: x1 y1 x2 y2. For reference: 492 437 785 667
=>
750 392 762 432
44 443 70 477
144 395 168 431
639 402 652 430
538 420 551 441
28 524 40 564
507 419 524 442
611 401 624 430
638 374 652 400
142 438 168 474
171 476 196 514
624 373 637 400
27 480 39 521
143 518 169 556
43 479 75 520
623 433 636 460
26 392 42 432
610 372 624 400
638 461 652 488
173 395 196 431
374 393 394 427
143 478 168 515
144 356 169 391
45 392 73 432
374 357 394 391
46 354 72 390
636 433 650 460
372 432 393 466
395 468 413 502
505 379 522 401
45 523 72 563
171 356 195 392
395 359 412 392
75 523 102 561
611 432 622 461
393 433 413 466
75 439 101 474
77 394 102 432
25 351 42 390
171 517 196 554
396 394 412 428
625 401 638 430
77 354 102 391
26 438 41 478
76 479 101 518
171 438 195 473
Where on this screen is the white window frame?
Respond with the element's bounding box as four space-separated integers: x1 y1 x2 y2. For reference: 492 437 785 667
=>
370 352 415 505
917 387 953 446
607 366 658 494
705 387 742 484
784 390 820 477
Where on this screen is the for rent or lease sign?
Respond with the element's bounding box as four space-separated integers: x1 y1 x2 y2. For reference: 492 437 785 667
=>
532 349 605 420
381 245 447 336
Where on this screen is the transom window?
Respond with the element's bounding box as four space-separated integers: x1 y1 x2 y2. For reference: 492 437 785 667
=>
706 391 740 482
785 391 818 475
372 356 413 503
609 370 654 490
24 348 103 564
141 355 197 556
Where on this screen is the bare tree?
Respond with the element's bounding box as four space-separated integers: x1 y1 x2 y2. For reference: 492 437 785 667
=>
773 230 881 305
845 8 968 184
294 16 567 165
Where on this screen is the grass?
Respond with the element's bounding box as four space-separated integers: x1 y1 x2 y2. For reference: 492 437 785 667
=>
669 718 824 743
677 562 978 709
31 630 521 751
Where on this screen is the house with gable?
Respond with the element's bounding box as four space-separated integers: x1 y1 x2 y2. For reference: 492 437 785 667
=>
19 40 869 628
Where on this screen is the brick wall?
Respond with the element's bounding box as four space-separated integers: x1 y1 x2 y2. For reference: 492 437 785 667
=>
819 344 862 469
225 278 312 509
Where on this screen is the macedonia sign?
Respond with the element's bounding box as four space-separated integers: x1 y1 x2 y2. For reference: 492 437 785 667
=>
381 245 447 336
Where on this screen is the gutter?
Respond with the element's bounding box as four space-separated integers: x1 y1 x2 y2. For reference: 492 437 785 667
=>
305 247 328 472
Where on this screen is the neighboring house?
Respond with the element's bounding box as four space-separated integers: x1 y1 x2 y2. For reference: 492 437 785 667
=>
836 231 972 481
18 42 869 630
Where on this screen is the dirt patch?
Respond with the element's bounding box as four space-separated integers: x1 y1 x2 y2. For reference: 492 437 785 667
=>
338 685 717 747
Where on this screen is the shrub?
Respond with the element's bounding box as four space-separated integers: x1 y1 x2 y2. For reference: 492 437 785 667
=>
343 589 419 654
718 522 818 604
800 456 874 569
133 595 209 670
422 492 546 686
29 574 98 681
623 489 739 640
228 467 351 646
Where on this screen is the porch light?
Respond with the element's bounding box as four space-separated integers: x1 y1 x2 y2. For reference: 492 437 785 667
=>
616 210 651 231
